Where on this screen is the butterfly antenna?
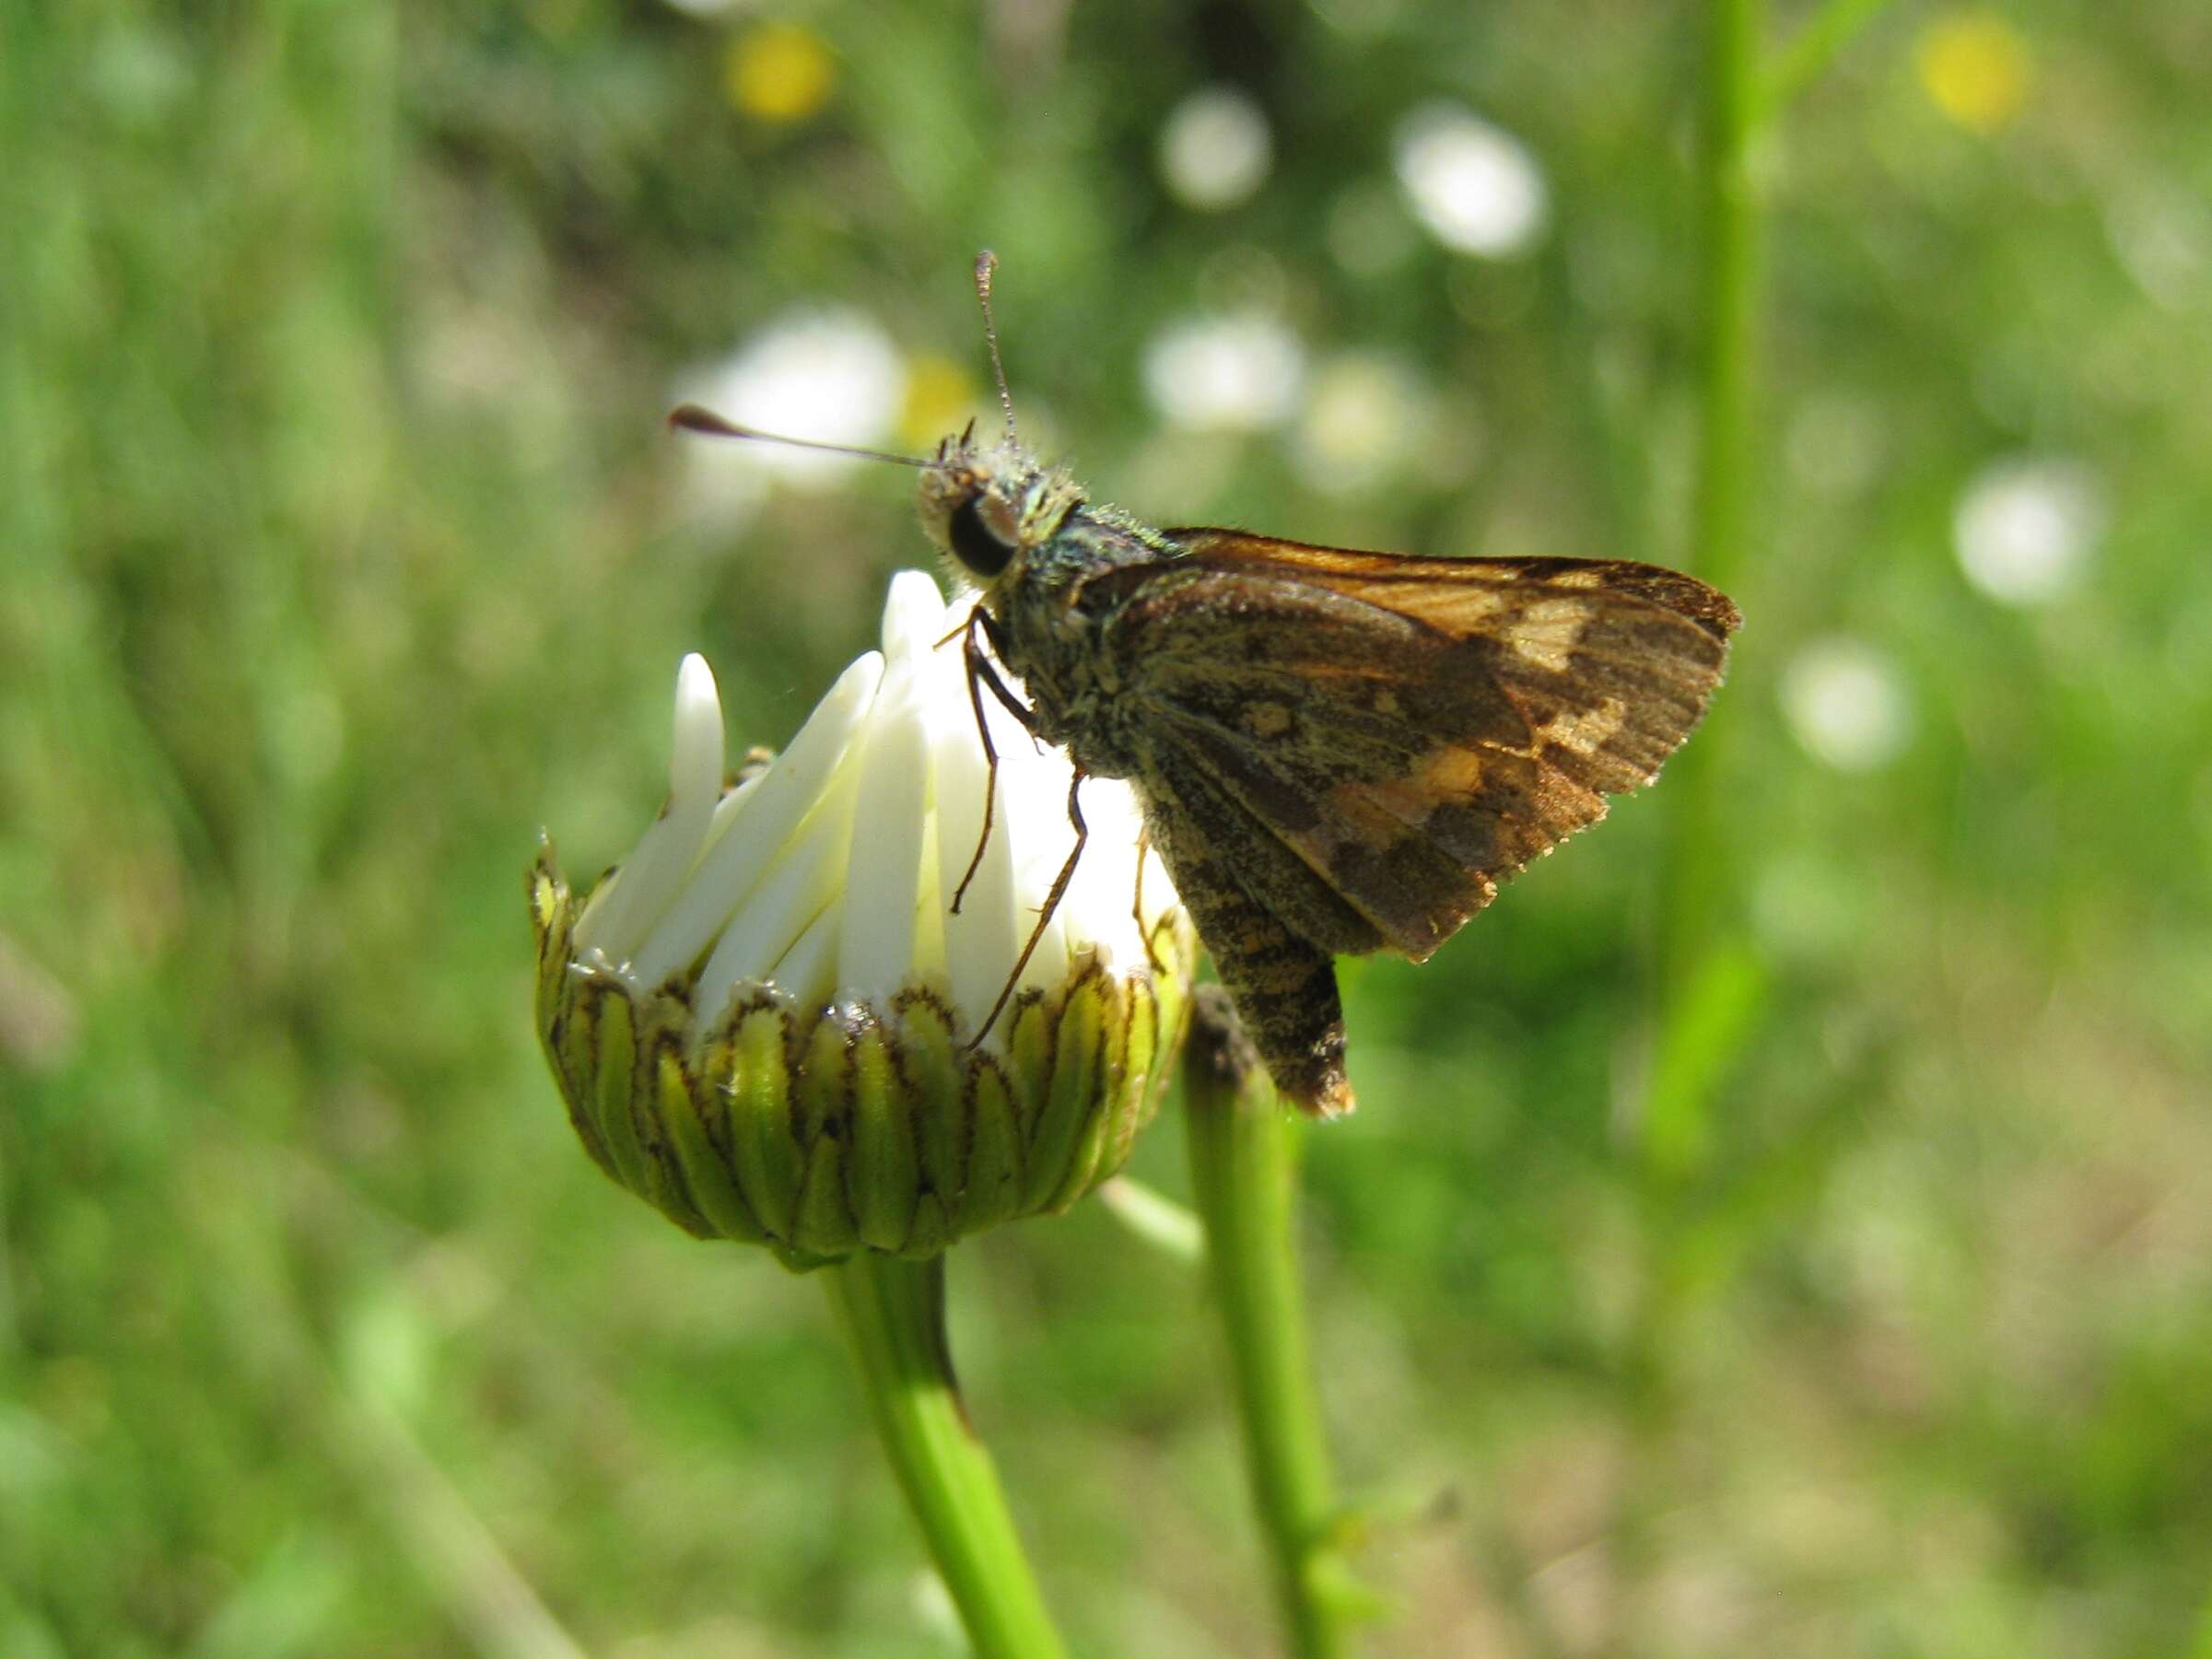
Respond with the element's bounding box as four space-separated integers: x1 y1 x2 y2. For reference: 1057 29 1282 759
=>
973 250 1018 441
667 403 930 469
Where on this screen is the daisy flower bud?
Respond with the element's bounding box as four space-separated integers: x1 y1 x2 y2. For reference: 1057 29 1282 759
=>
530 571 1197 1268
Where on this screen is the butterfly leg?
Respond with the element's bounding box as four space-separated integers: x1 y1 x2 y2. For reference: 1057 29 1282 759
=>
1131 825 1165 972
951 605 1040 916
968 769 1089 1049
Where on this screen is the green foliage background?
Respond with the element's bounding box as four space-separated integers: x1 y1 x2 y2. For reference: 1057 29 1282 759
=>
6 1 2212 1653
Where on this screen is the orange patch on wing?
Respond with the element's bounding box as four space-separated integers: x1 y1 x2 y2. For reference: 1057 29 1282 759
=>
1356 745 1488 822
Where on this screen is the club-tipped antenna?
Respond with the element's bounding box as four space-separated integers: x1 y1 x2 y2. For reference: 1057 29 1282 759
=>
972 250 1017 441
666 403 930 469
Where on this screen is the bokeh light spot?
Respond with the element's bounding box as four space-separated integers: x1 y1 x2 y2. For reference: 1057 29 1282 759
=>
897 354 980 451
1781 638 1914 773
1293 352 1428 496
1142 313 1305 433
1915 14 2031 134
1953 457 2103 605
675 309 905 494
1159 87 1273 212
725 23 837 124
1392 102 1548 259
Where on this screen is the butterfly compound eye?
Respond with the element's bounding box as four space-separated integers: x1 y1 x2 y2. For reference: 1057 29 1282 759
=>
946 496 1016 578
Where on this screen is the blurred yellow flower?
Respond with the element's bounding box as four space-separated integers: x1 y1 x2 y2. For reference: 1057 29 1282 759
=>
724 22 837 124
897 353 979 450
1915 13 2031 134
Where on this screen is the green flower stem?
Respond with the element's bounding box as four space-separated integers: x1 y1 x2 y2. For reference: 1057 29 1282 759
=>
1650 0 1768 1179
1183 990 1357 1659
825 1252 1069 1659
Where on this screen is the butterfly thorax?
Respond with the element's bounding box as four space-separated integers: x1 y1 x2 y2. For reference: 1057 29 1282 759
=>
918 438 1181 778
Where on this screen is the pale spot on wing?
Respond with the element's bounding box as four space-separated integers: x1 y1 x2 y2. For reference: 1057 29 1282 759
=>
1538 696 1628 755
1508 597 1591 672
1352 747 1485 824
1242 700 1294 738
1331 577 1509 630
1547 567 1606 589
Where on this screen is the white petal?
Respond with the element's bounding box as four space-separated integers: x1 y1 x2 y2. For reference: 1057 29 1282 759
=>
573 655 725 964
626 651 881 987
837 630 932 999
999 734 1077 995
692 775 860 1021
881 568 951 665
933 637 1026 1034
768 901 844 1008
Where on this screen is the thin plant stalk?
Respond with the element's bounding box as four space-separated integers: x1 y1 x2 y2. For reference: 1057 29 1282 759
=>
1760 0 1900 121
1649 0 1769 1180
1183 989 1360 1659
825 1251 1070 1659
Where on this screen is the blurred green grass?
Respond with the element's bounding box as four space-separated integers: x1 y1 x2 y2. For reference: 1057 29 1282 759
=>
6 1 2212 1654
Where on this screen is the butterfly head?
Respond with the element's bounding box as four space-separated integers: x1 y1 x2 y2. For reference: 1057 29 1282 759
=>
917 430 1083 597
666 253 1078 602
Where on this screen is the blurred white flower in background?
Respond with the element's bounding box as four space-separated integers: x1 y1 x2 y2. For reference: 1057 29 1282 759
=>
1392 103 1549 259
2105 186 2212 314
1781 637 1913 773
1953 456 2104 606
1293 351 1429 495
1159 87 1273 212
657 0 747 20
1142 312 1305 432
674 308 906 499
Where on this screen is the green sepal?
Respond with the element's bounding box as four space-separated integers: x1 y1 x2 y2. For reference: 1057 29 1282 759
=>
955 1055 1023 1237
795 1134 859 1257
714 999 802 1243
585 984 650 1199
658 1048 767 1244
849 1019 919 1253
544 983 617 1184
902 1192 955 1258
1005 993 1054 1152
1025 970 1107 1213
1108 976 1161 1175
1143 915 1196 1121
895 993 966 1237
528 844 573 1040
791 1015 859 1256
627 1001 714 1238
1048 974 1131 1213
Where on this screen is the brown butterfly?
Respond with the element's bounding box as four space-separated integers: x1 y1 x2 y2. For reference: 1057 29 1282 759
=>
674 254 1739 1116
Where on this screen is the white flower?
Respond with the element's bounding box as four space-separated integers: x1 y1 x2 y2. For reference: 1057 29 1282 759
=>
534 572 1197 1260
1158 87 1273 211
1141 312 1305 433
1953 457 2104 606
571 571 1181 1049
1392 103 1549 259
673 309 905 493
1293 350 1430 495
1780 637 1913 773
